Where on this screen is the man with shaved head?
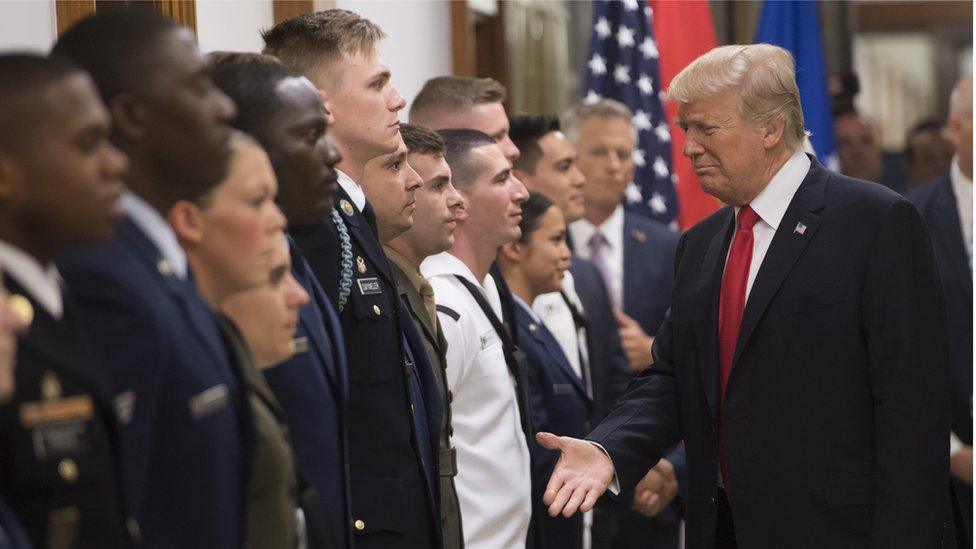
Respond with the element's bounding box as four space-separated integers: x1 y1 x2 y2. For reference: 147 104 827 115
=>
0 52 131 548
909 74 973 544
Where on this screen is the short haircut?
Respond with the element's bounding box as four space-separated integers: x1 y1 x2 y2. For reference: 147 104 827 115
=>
410 76 507 126
561 98 633 146
51 10 181 105
437 129 496 191
509 114 560 174
0 53 83 151
210 52 290 136
668 44 807 151
400 123 444 157
261 9 385 85
517 191 555 243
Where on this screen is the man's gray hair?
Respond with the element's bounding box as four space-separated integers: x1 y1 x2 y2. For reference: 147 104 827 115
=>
560 98 636 146
668 44 807 151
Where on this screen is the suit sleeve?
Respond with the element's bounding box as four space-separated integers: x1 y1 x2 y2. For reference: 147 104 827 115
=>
585 236 686 493
862 199 952 547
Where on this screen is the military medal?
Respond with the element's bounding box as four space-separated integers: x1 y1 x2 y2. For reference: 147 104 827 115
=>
356 256 367 274
8 294 33 326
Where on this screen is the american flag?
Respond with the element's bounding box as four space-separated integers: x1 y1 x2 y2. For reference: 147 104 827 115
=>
583 0 677 226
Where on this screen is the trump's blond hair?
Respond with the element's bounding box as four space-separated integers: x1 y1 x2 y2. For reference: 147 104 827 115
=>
668 44 807 151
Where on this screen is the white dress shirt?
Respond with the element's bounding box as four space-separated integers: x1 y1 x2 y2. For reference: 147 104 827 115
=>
337 169 367 212
949 156 972 456
734 150 811 299
122 191 188 280
950 156 973 267
421 251 532 549
569 204 625 307
0 239 63 319
533 271 586 380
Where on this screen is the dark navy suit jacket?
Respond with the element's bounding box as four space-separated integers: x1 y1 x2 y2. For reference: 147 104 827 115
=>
0 277 130 548
908 172 973 542
518 302 591 549
58 216 252 548
290 189 442 548
0 497 30 549
589 160 953 548
262 236 352 548
621 212 679 339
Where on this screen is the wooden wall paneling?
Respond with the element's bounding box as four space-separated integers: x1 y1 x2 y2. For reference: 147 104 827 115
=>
274 0 314 24
451 0 475 76
55 0 96 36
153 0 196 32
474 1 509 98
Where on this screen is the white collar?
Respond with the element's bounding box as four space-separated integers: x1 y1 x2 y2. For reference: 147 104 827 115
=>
570 203 625 251
122 192 188 279
740 150 811 230
420 251 489 288
337 169 367 212
950 155 972 201
512 293 541 324
0 239 63 319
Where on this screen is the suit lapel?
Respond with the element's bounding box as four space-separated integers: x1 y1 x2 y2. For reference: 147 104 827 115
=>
4 277 80 377
694 208 734 420
930 176 973 305
732 162 827 371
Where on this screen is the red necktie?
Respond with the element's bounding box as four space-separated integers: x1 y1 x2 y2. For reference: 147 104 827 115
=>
717 205 759 491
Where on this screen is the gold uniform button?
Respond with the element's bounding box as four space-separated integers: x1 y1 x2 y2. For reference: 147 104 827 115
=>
372 305 381 316
58 458 78 483
354 519 366 531
127 518 142 541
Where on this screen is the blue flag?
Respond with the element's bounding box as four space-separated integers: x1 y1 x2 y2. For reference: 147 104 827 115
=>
755 0 837 169
584 0 677 226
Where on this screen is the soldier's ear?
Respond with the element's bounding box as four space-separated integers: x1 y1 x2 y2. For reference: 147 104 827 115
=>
109 92 149 143
0 152 24 204
317 89 335 126
168 199 207 246
499 241 523 263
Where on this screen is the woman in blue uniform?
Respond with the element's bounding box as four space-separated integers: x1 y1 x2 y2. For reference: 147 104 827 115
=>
497 192 590 549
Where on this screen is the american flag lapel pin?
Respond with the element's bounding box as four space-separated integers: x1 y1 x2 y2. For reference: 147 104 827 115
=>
794 222 807 235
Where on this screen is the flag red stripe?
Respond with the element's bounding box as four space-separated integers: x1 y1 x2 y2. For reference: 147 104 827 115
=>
651 0 721 230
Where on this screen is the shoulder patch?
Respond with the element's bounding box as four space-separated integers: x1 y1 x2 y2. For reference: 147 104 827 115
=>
436 304 461 321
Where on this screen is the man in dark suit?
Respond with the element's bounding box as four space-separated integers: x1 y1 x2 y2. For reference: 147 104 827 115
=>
908 75 972 544
385 124 465 548
539 44 954 548
263 11 442 546
560 100 684 548
0 53 132 548
211 52 354 548
53 12 253 547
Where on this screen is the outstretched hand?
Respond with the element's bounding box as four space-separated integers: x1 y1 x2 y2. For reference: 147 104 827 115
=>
537 432 615 518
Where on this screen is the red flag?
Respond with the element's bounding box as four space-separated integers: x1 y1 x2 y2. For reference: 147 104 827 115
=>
651 0 720 230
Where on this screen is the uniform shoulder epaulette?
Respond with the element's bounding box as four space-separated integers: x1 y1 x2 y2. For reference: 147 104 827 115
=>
436 304 461 321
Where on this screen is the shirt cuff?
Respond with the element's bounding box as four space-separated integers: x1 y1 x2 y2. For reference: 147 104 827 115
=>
588 441 620 495
950 431 965 456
